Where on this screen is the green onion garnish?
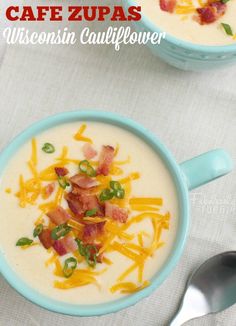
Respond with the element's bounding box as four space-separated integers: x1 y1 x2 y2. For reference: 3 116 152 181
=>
85 244 98 267
58 176 70 189
221 0 230 3
221 23 233 36
76 239 98 267
85 208 98 217
76 239 87 257
33 224 43 237
110 181 122 191
51 224 71 240
79 160 96 177
16 237 33 246
115 189 125 199
110 181 125 199
63 257 77 278
99 181 125 201
99 188 114 202
42 143 55 154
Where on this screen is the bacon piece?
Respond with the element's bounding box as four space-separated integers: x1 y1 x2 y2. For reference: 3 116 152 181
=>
97 145 115 176
82 143 97 160
79 194 104 216
44 182 55 198
39 229 54 249
65 191 104 217
71 184 92 196
160 0 176 13
70 174 98 189
105 202 128 223
65 192 84 216
52 235 77 256
196 1 226 24
53 240 68 256
61 235 77 252
83 222 105 242
55 167 69 177
211 1 226 14
47 206 71 225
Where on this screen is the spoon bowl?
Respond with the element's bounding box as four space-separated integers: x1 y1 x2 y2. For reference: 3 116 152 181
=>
170 251 236 325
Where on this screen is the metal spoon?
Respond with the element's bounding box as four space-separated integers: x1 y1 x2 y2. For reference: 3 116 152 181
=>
169 251 236 326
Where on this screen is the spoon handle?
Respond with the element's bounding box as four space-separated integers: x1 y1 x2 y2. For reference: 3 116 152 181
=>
169 314 188 326
169 304 192 326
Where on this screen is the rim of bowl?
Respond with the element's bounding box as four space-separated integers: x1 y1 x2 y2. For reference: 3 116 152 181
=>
0 110 189 316
126 0 236 53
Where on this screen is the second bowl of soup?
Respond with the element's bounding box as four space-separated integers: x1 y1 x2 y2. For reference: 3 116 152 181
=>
124 0 236 70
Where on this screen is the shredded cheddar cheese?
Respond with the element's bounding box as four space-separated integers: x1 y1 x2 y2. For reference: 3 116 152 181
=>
53 258 64 277
110 280 150 294
34 212 45 226
130 204 160 212
5 188 12 194
31 138 38 166
175 5 196 14
111 241 143 264
113 156 131 165
138 264 144 283
103 256 113 265
119 172 140 184
114 143 120 157
54 268 107 289
18 174 27 208
45 253 58 267
138 232 144 247
129 197 163 206
54 186 64 206
67 219 84 232
110 165 123 176
74 124 93 143
117 262 139 282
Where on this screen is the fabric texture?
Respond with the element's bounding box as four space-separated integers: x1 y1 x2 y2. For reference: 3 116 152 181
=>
0 1 236 325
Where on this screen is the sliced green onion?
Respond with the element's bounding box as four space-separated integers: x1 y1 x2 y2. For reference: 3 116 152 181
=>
79 160 96 177
63 257 77 278
33 224 43 237
110 181 125 199
76 239 87 257
221 0 230 3
99 188 114 202
221 23 233 36
115 189 125 199
16 237 33 246
75 239 97 267
85 245 98 267
85 208 98 217
58 176 70 189
110 181 122 191
42 143 55 154
51 224 71 240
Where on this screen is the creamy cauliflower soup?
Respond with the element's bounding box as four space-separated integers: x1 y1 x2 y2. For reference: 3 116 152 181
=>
137 0 236 45
0 122 178 304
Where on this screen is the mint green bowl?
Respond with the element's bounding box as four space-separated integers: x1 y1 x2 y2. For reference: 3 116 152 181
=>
124 0 236 71
0 111 233 316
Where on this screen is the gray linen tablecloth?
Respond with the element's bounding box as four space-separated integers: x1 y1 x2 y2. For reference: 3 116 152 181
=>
0 1 236 325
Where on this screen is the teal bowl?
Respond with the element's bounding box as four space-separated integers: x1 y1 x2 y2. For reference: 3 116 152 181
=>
124 0 236 71
0 111 233 316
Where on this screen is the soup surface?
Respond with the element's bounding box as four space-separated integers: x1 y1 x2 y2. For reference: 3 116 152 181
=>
0 121 178 304
137 0 236 45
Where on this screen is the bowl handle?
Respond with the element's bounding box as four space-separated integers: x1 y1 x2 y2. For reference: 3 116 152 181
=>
179 149 233 190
